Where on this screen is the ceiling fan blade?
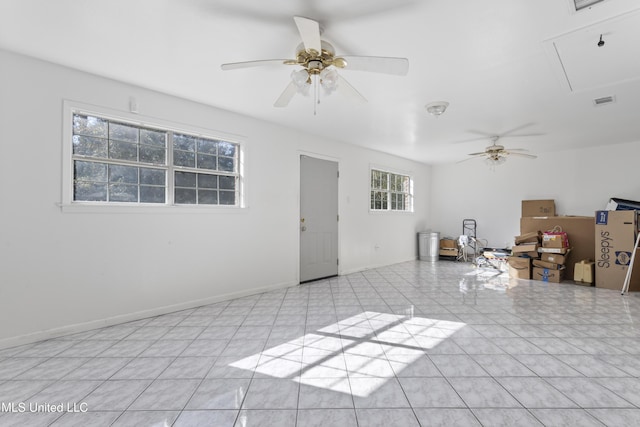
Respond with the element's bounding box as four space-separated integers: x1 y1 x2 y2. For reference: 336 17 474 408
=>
466 129 497 137
501 133 545 138
221 59 291 71
450 136 490 144
507 148 530 152
293 16 321 53
507 152 538 159
456 156 483 164
467 152 487 156
336 75 368 103
500 122 536 137
274 81 298 108
336 56 409 75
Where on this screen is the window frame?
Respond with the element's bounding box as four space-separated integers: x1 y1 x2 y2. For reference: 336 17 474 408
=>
61 101 246 213
369 166 414 213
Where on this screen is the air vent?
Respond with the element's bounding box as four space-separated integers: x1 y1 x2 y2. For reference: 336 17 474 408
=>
593 95 616 106
573 0 606 11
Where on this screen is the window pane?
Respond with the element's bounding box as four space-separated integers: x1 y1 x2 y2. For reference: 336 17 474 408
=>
372 170 382 189
73 115 108 138
140 146 166 164
219 190 235 205
74 182 107 201
140 168 165 186
140 129 166 147
219 176 235 190
109 140 138 161
197 154 217 170
398 194 406 210
197 139 217 155
73 135 108 158
173 150 195 167
109 122 138 143
109 165 138 184
140 186 165 203
218 142 236 157
75 161 107 182
391 193 397 210
175 188 196 204
109 183 138 202
198 189 218 204
175 171 196 188
174 134 196 152
218 157 234 172
374 191 382 210
198 174 218 189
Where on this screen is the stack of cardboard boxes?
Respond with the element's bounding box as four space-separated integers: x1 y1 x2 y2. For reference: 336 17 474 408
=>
439 238 458 259
533 232 570 283
508 200 557 281
508 231 539 279
506 199 640 291
508 199 598 286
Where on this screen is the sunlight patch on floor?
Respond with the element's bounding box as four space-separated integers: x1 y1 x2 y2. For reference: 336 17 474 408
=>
230 311 466 397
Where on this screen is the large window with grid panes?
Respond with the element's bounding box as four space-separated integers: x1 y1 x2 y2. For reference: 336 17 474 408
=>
71 113 241 206
370 168 413 212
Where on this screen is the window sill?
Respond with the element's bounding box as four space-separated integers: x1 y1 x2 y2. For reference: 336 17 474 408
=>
369 209 414 215
59 202 248 214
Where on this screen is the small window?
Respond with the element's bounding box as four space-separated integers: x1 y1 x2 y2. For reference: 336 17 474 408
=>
71 112 240 207
370 169 413 212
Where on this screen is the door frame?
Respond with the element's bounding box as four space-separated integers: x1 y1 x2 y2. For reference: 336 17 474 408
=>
297 151 341 284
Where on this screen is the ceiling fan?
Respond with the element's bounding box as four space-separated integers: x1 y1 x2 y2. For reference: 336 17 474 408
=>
459 136 537 165
221 16 409 110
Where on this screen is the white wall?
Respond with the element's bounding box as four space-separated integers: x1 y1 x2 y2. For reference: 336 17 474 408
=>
430 142 640 248
0 50 430 348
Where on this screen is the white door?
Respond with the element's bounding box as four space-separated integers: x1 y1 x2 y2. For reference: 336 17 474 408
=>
300 155 339 283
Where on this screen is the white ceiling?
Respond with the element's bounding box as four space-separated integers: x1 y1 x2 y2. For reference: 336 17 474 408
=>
2 0 640 164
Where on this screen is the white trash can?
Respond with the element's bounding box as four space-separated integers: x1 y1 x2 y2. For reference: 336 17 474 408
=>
418 231 440 262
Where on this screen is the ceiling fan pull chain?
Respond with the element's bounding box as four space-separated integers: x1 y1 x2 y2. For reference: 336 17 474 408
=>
314 74 319 115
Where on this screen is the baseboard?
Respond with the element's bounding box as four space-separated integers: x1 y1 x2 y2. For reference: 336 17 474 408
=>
339 257 418 276
0 280 298 351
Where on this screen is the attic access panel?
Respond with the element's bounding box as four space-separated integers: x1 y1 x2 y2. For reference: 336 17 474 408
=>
544 9 640 92
571 0 606 12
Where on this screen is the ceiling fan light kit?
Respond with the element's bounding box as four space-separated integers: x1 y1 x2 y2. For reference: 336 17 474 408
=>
221 16 409 113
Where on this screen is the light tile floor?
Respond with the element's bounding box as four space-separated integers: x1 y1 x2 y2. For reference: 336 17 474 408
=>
2 261 640 426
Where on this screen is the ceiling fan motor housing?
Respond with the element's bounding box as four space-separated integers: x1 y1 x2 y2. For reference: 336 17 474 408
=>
295 41 341 74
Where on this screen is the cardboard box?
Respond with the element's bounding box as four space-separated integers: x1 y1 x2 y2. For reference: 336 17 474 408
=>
594 210 640 291
515 231 541 245
538 247 569 254
508 257 531 279
440 239 457 249
607 198 640 211
541 252 569 264
542 232 569 249
512 243 539 254
521 216 594 278
574 259 595 285
522 200 556 217
533 266 565 283
533 259 562 270
439 248 458 257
